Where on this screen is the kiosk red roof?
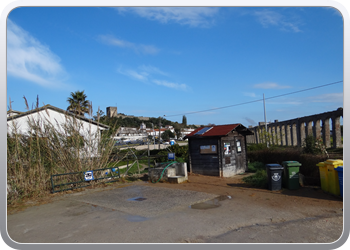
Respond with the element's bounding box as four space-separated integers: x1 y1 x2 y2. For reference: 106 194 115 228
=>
185 124 243 137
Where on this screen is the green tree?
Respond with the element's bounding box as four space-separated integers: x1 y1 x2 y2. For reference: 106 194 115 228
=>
93 109 105 121
182 115 187 127
302 135 328 157
257 126 282 146
174 122 182 139
161 130 175 141
67 90 91 116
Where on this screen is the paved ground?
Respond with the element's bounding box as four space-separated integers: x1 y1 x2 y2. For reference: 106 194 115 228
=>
6 173 345 245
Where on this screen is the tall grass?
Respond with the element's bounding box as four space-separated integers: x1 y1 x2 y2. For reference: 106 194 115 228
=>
7 99 119 204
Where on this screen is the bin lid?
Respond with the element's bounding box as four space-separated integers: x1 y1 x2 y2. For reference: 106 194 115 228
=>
335 166 343 172
266 163 282 167
268 167 284 170
325 159 343 165
316 162 325 167
282 161 302 167
266 164 283 170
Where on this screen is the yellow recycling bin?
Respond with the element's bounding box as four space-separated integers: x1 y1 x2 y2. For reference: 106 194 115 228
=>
317 162 328 192
325 159 343 196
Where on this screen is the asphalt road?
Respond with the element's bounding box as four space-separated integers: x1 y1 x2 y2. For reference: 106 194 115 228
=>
6 181 344 245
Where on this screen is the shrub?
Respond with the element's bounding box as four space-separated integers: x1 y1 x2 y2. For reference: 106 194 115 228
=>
247 143 267 151
247 161 265 172
154 144 189 163
242 169 268 188
302 135 321 154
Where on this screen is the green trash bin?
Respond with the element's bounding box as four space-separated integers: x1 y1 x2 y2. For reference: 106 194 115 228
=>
282 161 302 190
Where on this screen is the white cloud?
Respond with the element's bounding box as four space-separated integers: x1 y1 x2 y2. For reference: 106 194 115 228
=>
98 35 160 55
116 7 219 27
252 9 301 32
244 92 257 97
268 101 302 105
117 65 189 91
7 19 68 88
139 65 168 76
117 64 168 81
253 82 291 89
117 67 148 81
309 93 343 103
153 80 189 91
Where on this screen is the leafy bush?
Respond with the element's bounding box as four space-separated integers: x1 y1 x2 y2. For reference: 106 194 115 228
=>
242 169 268 188
302 135 321 154
247 161 265 172
247 143 267 151
154 144 189 163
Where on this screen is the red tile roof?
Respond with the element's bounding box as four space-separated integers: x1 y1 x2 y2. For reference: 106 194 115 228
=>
185 124 241 137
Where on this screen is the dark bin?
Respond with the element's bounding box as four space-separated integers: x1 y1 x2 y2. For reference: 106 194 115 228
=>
266 164 284 191
282 161 302 190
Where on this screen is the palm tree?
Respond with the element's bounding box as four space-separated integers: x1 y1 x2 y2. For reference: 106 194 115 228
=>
67 90 91 116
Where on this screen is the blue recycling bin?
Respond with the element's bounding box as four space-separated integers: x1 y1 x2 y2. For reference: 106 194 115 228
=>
335 166 343 197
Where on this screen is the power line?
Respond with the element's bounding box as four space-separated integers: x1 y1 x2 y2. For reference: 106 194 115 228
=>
165 80 343 118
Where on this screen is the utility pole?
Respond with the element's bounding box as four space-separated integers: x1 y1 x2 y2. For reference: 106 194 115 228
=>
151 123 155 149
148 135 150 168
158 117 161 149
263 93 269 148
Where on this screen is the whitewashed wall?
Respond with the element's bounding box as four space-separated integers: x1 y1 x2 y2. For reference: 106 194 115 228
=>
7 109 108 158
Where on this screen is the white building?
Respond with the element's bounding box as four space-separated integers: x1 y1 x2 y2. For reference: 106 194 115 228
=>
7 109 23 117
113 123 178 142
180 128 196 139
7 105 110 157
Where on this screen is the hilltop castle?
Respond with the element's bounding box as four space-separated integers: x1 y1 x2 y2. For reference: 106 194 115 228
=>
106 106 150 121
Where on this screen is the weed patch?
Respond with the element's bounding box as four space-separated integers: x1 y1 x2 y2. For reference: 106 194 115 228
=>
242 169 268 188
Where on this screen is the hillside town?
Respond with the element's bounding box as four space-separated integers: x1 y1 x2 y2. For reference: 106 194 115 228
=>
104 106 196 143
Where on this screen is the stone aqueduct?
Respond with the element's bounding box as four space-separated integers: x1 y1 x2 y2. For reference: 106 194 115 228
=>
246 108 343 148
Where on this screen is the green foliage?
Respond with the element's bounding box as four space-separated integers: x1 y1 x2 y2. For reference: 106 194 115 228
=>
247 143 267 151
173 122 182 139
242 169 268 188
182 115 187 127
256 126 283 146
302 135 325 155
66 90 91 116
247 161 265 172
161 130 175 141
154 144 189 163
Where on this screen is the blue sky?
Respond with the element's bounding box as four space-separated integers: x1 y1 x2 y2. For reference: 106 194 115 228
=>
6 7 343 126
